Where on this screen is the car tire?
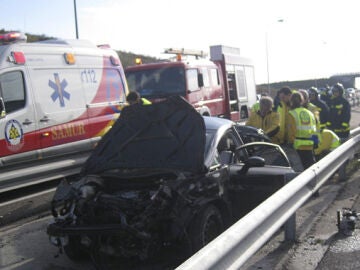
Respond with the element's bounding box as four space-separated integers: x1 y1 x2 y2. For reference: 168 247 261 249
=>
63 236 88 261
189 204 224 253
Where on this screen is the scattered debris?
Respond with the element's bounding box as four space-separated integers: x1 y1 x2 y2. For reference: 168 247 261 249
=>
337 208 360 236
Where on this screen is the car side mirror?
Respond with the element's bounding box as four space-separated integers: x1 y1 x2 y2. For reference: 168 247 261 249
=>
245 156 265 167
238 156 265 174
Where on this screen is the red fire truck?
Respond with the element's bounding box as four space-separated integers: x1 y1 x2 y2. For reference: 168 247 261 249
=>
125 45 257 121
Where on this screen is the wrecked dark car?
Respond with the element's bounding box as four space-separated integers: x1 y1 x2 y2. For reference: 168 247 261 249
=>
47 96 294 268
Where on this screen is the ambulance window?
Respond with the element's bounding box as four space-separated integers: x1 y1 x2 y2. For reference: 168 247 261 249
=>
201 68 210 87
0 71 25 113
210 68 220 86
186 69 199 92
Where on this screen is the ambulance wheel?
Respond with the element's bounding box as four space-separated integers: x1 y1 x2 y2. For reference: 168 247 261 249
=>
64 236 89 261
189 205 224 252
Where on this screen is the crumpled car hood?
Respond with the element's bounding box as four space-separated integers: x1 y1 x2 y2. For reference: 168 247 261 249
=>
81 96 206 175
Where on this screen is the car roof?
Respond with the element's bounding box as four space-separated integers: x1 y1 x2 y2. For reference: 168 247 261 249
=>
203 116 234 131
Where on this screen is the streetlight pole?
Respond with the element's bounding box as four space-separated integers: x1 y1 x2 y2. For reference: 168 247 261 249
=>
74 0 79 39
266 32 270 94
265 19 284 95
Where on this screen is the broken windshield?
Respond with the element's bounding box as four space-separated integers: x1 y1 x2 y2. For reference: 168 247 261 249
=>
126 66 186 98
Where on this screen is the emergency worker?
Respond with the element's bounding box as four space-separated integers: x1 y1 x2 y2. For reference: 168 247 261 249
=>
272 86 292 144
246 96 280 143
308 87 329 130
126 91 152 105
320 85 332 107
314 128 341 161
251 93 268 114
299 89 319 117
273 90 281 111
288 92 317 169
327 83 351 142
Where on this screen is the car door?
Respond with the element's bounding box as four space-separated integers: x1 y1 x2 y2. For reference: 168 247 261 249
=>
227 142 295 219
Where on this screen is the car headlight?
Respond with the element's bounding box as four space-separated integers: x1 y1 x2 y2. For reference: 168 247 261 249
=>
51 199 74 218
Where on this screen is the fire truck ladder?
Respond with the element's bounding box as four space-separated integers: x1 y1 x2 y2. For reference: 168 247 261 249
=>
163 48 208 59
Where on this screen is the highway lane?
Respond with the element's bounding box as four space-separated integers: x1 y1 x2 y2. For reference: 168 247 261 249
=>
0 216 92 270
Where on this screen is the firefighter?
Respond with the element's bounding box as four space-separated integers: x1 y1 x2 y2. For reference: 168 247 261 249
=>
299 89 320 130
251 93 268 114
327 83 351 142
314 128 341 161
272 86 292 144
126 91 152 105
299 89 319 117
308 87 329 130
320 85 332 107
288 92 317 170
246 96 280 143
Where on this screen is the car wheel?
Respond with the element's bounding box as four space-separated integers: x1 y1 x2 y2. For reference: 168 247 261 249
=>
189 205 224 253
63 236 88 261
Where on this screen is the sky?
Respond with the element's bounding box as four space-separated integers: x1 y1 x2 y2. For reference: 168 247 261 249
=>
1 0 359 84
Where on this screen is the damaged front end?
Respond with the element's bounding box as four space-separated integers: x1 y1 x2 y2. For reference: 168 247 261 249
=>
47 171 198 261
47 96 210 265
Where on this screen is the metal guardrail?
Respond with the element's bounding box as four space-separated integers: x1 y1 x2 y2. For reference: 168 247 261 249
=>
0 153 88 194
177 127 360 270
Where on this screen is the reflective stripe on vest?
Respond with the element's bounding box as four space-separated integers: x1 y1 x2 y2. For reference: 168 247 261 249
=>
141 98 152 105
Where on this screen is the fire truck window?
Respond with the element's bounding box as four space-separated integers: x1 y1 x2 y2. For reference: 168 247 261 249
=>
201 68 210 87
210 68 220 86
235 66 247 99
186 69 199 92
245 66 256 100
159 67 186 95
0 71 25 113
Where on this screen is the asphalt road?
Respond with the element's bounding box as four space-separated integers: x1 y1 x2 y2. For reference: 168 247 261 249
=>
242 105 360 270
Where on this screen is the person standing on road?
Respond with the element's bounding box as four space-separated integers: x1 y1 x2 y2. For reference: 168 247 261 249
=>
308 87 330 130
320 85 332 107
327 83 351 142
272 86 292 144
299 89 319 119
246 96 280 143
288 92 317 170
251 92 268 114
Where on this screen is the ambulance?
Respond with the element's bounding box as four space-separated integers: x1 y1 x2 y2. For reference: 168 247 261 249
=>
0 32 128 189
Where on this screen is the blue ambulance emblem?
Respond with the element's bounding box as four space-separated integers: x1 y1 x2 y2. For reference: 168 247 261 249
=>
48 73 70 107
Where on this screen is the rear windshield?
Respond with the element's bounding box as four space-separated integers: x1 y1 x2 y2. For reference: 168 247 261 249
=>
126 66 186 99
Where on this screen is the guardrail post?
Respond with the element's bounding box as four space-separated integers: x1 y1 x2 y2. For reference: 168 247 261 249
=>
338 161 347 181
285 213 296 241
284 173 297 241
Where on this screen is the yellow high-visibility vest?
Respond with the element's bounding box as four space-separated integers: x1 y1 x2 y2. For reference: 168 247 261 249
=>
289 107 317 149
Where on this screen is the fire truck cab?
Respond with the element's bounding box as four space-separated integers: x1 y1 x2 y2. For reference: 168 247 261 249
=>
0 32 128 188
125 45 257 122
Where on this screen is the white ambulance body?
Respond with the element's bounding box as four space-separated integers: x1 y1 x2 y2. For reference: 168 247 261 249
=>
0 33 128 188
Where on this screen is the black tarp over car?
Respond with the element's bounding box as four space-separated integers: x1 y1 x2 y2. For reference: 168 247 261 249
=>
81 96 206 175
